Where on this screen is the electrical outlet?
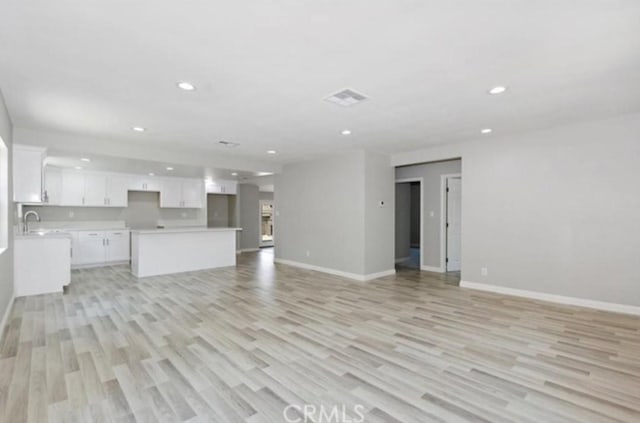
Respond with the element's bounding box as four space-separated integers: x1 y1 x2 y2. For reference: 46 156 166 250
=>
429 211 435 218
481 267 488 277
68 211 74 218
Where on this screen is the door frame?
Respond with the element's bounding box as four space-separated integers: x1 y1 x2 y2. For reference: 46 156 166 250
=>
259 199 274 247
395 178 424 270
440 173 462 272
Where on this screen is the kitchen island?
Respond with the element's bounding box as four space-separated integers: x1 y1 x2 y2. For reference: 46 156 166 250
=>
131 227 242 277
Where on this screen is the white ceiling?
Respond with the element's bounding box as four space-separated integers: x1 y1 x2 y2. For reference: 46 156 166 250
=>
1 1 640 165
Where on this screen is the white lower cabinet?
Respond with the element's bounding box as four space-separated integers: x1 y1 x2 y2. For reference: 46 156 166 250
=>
71 230 130 267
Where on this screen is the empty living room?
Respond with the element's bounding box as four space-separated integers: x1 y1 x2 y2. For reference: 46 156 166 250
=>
1 1 639 422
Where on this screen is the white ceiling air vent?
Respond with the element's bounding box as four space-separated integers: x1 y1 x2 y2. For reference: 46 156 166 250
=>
218 140 239 148
324 89 368 107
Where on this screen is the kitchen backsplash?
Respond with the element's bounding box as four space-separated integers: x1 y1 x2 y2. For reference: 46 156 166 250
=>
22 191 206 229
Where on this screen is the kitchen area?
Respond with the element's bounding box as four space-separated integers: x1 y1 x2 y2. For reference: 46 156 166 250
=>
13 144 252 297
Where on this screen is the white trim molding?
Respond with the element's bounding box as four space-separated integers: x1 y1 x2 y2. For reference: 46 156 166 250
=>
239 248 260 253
421 265 445 273
0 293 15 340
460 281 640 316
275 258 395 281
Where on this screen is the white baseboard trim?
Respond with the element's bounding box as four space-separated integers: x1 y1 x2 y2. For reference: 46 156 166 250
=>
460 280 640 316
274 258 395 281
239 248 260 253
72 260 129 270
395 257 410 264
0 292 16 340
363 269 397 281
421 265 445 273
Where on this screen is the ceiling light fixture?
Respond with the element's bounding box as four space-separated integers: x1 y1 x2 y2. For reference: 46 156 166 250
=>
488 86 507 95
341 129 352 135
231 172 238 176
132 126 146 132
177 81 196 91
267 150 277 155
148 173 155 176
74 166 83 170
80 158 91 162
481 128 493 134
166 167 174 171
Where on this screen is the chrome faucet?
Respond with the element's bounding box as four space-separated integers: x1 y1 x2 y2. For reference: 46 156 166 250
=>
23 210 40 234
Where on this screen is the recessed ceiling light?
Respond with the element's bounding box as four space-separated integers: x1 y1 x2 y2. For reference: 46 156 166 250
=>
132 126 146 132
481 128 493 134
488 86 507 95
166 167 174 171
74 166 83 170
148 173 155 176
80 158 91 162
267 150 277 155
177 81 196 91
341 129 352 135
231 172 238 176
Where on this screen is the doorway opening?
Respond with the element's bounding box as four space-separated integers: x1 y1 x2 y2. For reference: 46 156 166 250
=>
260 200 274 247
395 178 422 269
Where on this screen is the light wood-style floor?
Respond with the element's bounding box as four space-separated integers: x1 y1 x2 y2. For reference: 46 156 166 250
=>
1 249 639 422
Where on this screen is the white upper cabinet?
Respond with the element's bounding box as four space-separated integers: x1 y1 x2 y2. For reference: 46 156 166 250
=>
57 170 128 207
43 167 62 205
160 178 183 208
60 169 86 206
105 174 129 207
160 178 203 208
83 173 108 206
13 144 46 203
205 179 237 195
128 175 161 192
182 179 203 208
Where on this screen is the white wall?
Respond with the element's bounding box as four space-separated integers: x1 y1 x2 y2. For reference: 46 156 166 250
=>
393 113 640 307
396 160 462 268
364 151 395 275
0 91 14 329
275 150 394 277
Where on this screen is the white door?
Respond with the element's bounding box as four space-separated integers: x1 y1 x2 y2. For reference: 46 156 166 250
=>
160 178 183 208
106 174 129 207
182 180 203 208
84 173 108 206
60 170 86 206
446 177 462 271
106 231 130 262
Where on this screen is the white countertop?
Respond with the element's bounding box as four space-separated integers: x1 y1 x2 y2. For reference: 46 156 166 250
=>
131 227 242 235
15 232 73 240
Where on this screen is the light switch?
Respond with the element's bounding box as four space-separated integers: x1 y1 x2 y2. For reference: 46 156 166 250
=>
429 211 435 217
